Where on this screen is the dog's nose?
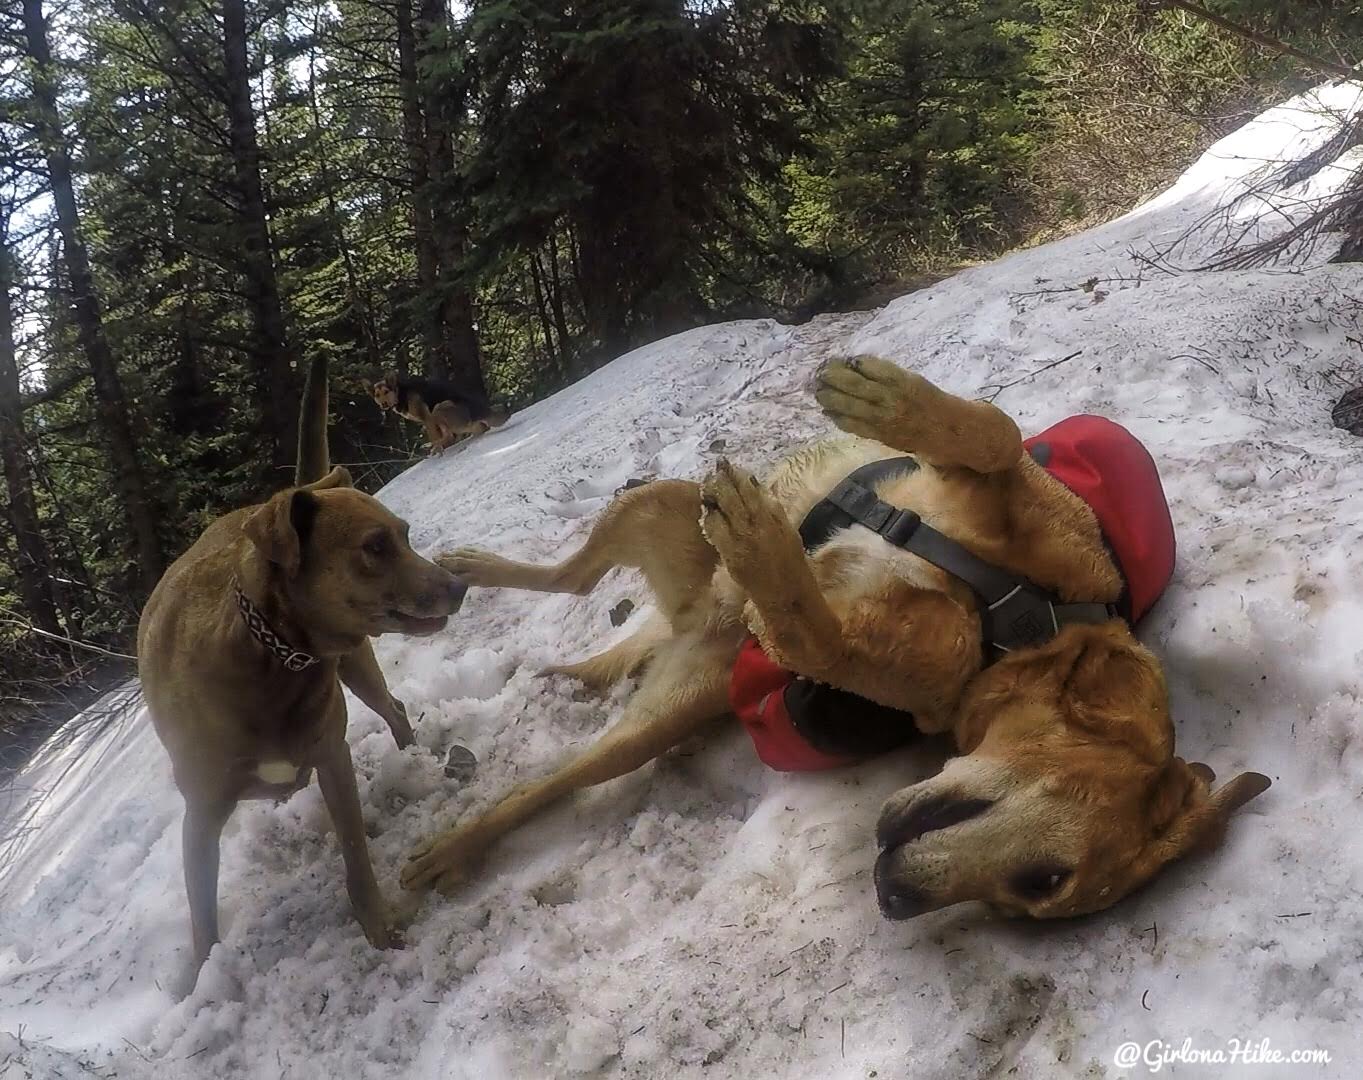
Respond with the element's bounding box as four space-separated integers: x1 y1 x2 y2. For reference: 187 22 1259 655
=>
445 577 468 610
874 850 928 921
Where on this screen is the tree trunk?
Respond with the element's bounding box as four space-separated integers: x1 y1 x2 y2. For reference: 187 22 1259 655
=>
0 239 62 636
546 231 572 353
222 0 297 472
395 0 449 382
528 251 559 365
307 20 384 375
21 0 164 599
415 0 487 399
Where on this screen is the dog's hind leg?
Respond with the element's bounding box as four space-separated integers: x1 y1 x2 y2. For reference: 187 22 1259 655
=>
542 613 670 693
401 627 736 893
815 356 1022 474
408 397 448 453
339 640 414 748
440 479 717 620
432 401 481 443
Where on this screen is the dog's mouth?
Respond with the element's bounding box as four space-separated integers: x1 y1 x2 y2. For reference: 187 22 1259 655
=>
383 609 448 636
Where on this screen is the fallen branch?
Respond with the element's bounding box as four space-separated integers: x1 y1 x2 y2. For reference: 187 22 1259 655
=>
0 616 136 661
1157 0 1358 81
978 351 1084 403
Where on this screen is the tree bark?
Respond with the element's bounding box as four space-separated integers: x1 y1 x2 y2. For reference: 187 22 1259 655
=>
395 0 449 382
546 231 572 355
21 0 164 599
528 251 559 364
222 0 297 472
0 238 62 636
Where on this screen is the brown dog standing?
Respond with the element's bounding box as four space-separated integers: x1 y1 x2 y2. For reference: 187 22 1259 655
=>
138 356 466 981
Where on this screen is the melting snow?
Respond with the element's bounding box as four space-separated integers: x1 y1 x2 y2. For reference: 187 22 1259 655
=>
3 83 1363 1079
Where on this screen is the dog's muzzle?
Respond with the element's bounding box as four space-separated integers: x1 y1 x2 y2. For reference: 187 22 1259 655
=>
873 795 994 920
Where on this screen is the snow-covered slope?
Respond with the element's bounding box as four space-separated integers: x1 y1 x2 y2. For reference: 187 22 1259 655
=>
4 84 1363 1079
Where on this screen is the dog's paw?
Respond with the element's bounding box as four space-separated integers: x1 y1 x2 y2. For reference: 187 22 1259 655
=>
362 916 406 951
401 828 485 894
814 356 927 442
700 459 797 582
436 547 514 588
387 697 416 749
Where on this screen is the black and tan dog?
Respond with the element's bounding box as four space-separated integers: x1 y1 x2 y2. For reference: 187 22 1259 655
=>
138 356 467 983
371 372 508 453
403 356 1268 922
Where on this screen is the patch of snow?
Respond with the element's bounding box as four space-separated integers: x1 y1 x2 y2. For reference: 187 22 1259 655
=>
3 84 1363 1079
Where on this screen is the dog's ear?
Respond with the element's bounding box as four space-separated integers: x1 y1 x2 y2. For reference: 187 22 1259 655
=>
301 465 352 491
1131 763 1270 878
1058 625 1172 766
243 489 319 577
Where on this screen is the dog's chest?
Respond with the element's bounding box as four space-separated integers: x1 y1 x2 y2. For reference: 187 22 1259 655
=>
783 442 964 600
237 757 314 801
812 528 949 596
234 673 337 763
256 759 302 784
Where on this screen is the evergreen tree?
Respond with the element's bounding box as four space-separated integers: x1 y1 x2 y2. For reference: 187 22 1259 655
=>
466 0 838 354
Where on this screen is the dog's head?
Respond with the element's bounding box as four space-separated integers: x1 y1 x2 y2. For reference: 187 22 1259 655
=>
874 622 1268 921
371 373 400 411
243 467 465 648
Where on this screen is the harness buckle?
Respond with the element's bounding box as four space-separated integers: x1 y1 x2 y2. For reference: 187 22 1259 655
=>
986 585 1059 651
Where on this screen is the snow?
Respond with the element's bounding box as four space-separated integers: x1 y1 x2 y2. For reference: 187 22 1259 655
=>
4 83 1363 1079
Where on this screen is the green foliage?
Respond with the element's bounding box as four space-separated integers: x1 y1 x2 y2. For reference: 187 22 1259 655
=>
4 0 1363 681
790 0 1039 294
465 0 841 353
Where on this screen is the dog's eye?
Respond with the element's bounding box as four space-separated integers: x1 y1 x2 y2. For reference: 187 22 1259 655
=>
1010 865 1072 901
363 533 391 558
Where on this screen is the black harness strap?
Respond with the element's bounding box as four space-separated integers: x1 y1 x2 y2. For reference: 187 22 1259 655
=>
797 456 1120 653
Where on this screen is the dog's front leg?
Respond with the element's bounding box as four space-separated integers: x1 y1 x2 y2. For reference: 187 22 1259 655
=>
315 732 402 950
183 797 235 977
700 460 977 729
815 356 1022 474
339 641 414 749
700 459 842 676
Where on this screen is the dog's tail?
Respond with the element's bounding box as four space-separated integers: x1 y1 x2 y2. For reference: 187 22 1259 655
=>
295 355 330 486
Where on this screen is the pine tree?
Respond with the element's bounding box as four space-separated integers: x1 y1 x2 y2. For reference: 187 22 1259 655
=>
20 0 165 599
466 0 837 354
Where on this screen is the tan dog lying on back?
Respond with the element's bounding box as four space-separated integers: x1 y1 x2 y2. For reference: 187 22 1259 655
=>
138 357 466 982
403 356 1268 921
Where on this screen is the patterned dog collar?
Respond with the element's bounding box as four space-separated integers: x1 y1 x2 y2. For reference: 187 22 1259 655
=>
231 577 319 673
